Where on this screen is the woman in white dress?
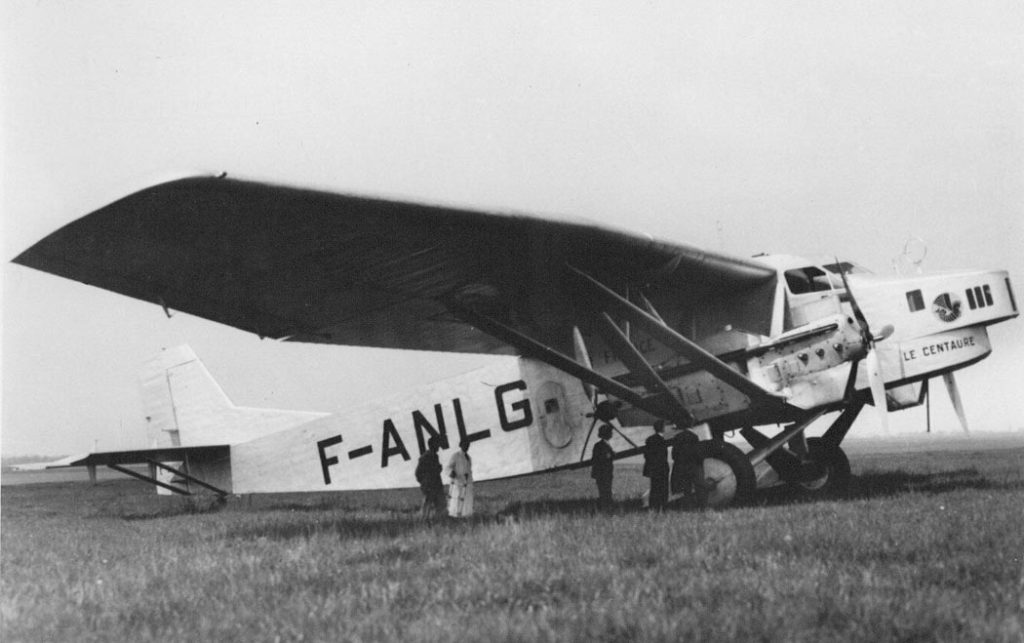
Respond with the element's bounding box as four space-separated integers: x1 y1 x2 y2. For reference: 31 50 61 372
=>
445 439 474 517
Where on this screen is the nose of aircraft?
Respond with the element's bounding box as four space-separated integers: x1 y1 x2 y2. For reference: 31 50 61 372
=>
846 269 1016 344
840 268 1015 431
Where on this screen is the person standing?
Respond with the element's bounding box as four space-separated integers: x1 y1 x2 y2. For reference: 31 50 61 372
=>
445 439 474 517
591 424 615 510
415 436 446 519
644 420 670 510
671 430 704 505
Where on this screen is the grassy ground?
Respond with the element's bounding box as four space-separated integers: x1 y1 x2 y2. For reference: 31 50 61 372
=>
2 446 1023 642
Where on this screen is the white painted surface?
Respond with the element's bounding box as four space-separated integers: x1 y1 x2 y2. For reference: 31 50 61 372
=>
231 357 652 493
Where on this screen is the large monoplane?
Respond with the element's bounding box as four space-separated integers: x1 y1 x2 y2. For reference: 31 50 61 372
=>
13 176 1018 506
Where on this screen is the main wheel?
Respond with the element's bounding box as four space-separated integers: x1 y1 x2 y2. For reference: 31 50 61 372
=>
694 441 757 508
790 437 851 497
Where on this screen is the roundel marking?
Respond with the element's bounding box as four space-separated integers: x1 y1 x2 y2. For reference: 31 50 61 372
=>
932 293 962 323
536 381 574 449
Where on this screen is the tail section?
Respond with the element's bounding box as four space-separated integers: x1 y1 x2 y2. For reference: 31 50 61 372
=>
140 345 328 447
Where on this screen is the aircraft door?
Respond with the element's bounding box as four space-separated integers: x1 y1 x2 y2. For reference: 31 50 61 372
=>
536 381 575 448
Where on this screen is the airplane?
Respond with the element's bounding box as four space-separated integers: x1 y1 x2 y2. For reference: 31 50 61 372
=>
11 174 1019 508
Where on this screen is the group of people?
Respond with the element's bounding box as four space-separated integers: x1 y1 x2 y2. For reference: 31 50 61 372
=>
414 436 475 519
591 420 703 511
416 420 702 519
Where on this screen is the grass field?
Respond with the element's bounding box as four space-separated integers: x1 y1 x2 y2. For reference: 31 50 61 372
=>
2 444 1023 642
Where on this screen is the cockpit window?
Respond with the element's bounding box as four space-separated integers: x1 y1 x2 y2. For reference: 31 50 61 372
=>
785 266 832 294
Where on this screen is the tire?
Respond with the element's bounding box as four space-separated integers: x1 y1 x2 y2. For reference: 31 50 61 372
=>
790 437 851 497
693 441 757 508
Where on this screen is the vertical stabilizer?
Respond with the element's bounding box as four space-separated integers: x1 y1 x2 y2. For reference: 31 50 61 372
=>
139 345 329 447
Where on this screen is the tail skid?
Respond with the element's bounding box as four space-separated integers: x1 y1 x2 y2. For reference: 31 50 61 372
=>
140 345 328 448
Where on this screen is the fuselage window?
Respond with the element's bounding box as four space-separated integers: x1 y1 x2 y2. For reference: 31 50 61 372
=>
967 285 994 310
906 289 925 312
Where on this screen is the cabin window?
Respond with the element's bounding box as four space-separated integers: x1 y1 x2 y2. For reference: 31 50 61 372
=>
785 267 832 294
967 285 995 310
906 289 924 312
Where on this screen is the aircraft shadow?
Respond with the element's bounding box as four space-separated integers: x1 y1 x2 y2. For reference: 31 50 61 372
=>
101 466 1022 532
754 466 1023 508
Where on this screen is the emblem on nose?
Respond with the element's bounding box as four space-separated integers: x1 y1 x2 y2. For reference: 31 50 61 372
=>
932 293 962 323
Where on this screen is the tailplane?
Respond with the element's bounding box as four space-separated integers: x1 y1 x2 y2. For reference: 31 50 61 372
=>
140 345 328 447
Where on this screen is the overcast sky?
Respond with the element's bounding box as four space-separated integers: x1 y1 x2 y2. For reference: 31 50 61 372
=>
2 1 1022 456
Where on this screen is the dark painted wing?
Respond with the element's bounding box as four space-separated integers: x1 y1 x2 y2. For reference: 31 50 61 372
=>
12 176 775 354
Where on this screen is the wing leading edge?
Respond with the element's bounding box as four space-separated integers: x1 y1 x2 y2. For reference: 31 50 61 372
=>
12 176 776 355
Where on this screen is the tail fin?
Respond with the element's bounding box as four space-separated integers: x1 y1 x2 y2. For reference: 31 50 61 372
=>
140 345 329 447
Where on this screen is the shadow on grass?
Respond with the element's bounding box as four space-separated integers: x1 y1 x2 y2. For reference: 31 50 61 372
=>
755 466 1024 508
78 461 1023 527
851 466 1024 497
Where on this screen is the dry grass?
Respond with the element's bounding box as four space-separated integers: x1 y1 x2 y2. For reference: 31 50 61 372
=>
2 445 1023 642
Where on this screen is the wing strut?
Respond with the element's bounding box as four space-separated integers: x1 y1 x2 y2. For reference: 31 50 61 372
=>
564 264 789 411
150 459 229 497
106 460 228 497
108 464 192 496
448 302 683 420
591 311 694 427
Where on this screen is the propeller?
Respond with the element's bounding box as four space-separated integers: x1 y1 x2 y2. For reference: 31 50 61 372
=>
923 378 931 433
837 262 894 430
572 326 597 403
942 372 970 434
921 375 969 434
573 326 629 457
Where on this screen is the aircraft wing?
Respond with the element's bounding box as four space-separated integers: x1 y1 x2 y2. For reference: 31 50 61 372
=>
12 175 775 355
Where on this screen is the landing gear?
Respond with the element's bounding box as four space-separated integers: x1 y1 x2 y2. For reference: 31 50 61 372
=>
691 441 756 508
789 437 851 497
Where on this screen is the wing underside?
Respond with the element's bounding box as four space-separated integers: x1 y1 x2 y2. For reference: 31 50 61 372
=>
13 176 775 356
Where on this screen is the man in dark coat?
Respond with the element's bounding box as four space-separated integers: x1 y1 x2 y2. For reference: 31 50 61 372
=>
643 420 670 510
671 430 704 505
591 424 615 510
415 436 446 518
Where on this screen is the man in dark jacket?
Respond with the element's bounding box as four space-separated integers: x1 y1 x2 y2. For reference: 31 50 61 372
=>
643 420 670 510
591 424 615 510
671 430 704 505
415 436 446 518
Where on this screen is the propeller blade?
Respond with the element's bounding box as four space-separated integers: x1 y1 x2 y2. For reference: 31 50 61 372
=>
922 378 931 433
865 348 889 431
572 326 597 403
836 259 871 336
874 324 895 342
837 258 893 430
942 372 970 434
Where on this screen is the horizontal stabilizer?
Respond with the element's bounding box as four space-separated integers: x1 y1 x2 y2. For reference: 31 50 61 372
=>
9 453 91 471
68 445 230 467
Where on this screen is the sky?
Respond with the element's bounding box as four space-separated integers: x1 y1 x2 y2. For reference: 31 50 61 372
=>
2 1 1022 456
